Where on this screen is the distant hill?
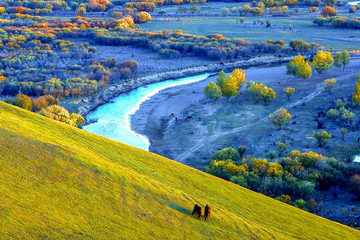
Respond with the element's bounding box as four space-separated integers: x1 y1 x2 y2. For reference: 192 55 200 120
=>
0 101 359 239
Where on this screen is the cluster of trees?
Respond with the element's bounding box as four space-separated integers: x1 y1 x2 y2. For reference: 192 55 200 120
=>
7 93 84 127
94 28 319 61
206 146 349 212
314 17 360 29
248 81 277 105
204 69 247 100
286 50 348 79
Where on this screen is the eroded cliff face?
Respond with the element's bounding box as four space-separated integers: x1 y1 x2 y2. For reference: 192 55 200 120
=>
78 55 295 116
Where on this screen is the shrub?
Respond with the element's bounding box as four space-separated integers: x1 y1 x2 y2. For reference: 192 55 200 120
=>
158 48 181 59
14 93 32 111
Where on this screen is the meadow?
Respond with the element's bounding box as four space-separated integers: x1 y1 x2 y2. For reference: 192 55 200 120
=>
0 101 359 239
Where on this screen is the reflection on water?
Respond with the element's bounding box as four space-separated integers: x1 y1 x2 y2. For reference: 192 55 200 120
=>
83 73 211 151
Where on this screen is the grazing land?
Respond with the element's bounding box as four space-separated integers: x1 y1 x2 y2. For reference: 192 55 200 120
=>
1 101 360 239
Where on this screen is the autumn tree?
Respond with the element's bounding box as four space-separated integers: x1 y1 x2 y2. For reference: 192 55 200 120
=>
76 7 86 16
313 130 332 147
39 105 84 128
321 6 337 17
0 7 5 16
283 87 295 101
352 81 360 105
259 86 276 105
269 108 292 129
334 50 350 70
312 51 334 73
323 78 337 95
14 93 32 111
204 82 222 100
135 11 152 23
0 75 8 94
286 54 312 79
232 68 247 88
222 75 239 99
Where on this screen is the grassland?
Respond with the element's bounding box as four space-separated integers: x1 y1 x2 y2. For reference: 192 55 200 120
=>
0 101 359 239
144 4 360 50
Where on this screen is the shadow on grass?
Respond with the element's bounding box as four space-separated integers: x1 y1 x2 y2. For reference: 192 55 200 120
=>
169 203 192 215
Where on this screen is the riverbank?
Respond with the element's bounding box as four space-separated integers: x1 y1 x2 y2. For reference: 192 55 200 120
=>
77 55 296 117
131 58 360 167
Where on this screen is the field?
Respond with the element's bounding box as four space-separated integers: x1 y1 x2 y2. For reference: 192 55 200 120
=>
143 3 360 50
0 101 360 239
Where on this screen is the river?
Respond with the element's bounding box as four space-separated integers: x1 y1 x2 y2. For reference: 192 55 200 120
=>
83 73 211 151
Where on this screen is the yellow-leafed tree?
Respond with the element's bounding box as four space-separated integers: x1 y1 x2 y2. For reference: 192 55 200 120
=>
312 51 334 73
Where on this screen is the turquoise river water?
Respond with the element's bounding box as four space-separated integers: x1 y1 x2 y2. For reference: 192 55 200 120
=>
83 73 211 151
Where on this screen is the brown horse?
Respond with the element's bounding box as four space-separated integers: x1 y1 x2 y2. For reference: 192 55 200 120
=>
192 204 202 219
204 205 211 221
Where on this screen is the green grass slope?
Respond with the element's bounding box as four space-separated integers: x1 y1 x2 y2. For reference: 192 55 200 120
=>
0 101 359 240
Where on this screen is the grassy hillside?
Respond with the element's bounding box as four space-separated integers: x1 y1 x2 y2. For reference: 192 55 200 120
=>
0 101 359 239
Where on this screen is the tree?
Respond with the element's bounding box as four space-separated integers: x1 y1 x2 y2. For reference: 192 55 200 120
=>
39 105 84 128
76 7 86 16
334 51 350 70
204 82 222 100
276 142 289 156
313 130 332 147
286 54 312 79
14 93 32 111
0 7 5 16
321 6 337 17
211 147 240 161
232 68 247 88
352 81 360 105
323 78 337 95
135 11 152 23
269 108 292 129
259 86 276 105
221 7 229 16
283 87 295 101
222 75 239 99
216 70 226 88
312 51 334 73
340 128 348 140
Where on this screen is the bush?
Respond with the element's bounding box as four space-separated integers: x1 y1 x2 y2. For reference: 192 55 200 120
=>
158 48 181 59
14 93 32 111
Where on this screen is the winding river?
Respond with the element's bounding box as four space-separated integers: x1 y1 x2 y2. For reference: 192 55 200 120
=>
83 73 211 151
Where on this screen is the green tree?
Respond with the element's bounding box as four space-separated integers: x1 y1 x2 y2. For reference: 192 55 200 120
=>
340 128 348 140
334 51 350 70
14 93 32 111
312 51 334 73
216 70 226 88
276 142 289 156
269 108 292 129
204 82 222 100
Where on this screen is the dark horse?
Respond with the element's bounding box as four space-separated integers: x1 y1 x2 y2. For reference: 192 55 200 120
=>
192 204 202 219
204 205 211 221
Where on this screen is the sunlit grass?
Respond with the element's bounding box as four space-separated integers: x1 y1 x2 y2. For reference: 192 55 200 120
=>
0 101 359 239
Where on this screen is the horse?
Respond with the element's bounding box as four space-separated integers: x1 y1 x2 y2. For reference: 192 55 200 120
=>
192 204 202 219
